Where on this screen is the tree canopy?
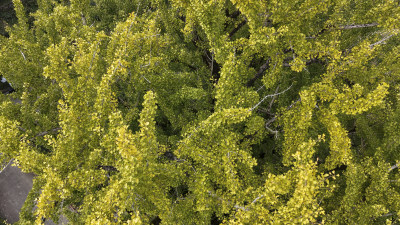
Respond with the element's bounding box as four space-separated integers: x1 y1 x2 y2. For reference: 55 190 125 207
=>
1 0 400 224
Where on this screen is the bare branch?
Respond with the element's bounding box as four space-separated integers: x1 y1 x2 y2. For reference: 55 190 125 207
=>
389 163 399 172
81 14 87 26
246 59 270 87
35 127 62 137
265 117 276 127
68 205 79 214
17 126 26 132
20 49 26 61
89 43 100 72
211 51 214 76
339 23 378 30
251 195 264 205
307 23 379 39
287 98 301 110
265 125 279 138
370 33 396 48
229 20 247 38
268 86 280 112
233 205 247 211
250 83 293 111
234 195 265 211
141 75 151 84
208 191 264 212
256 85 265 92
97 165 119 172
381 212 394 217
290 41 295 61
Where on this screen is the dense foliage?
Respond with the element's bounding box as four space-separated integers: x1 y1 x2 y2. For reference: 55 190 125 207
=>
1 0 400 224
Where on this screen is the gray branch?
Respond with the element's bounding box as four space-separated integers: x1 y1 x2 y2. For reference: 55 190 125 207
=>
370 34 396 48
250 83 293 111
389 163 399 172
208 191 264 212
339 23 378 30
246 59 270 87
35 127 62 137
268 86 280 112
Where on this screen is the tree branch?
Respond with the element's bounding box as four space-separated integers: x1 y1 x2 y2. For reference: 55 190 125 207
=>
208 191 264 211
389 163 399 172
268 86 280 112
265 117 276 127
17 126 26 132
307 23 379 39
283 57 325 67
265 115 278 138
370 33 396 48
250 195 264 205
234 195 265 211
35 127 62 137
225 10 241 19
381 212 394 217
229 20 247 38
265 125 279 138
286 98 301 110
97 165 119 172
250 83 293 111
20 49 26 61
339 23 378 30
81 14 87 26
246 59 270 87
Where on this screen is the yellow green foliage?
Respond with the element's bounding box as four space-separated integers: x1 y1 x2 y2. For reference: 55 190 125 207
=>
0 0 399 224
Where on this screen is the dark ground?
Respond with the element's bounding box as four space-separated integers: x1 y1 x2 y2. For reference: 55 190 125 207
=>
0 160 35 224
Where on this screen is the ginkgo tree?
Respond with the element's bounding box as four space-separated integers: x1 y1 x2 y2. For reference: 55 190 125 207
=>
0 0 400 224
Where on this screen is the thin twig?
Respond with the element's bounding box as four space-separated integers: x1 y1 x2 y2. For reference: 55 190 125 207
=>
287 98 301 110
268 86 280 112
89 42 100 72
256 85 265 92
209 191 264 212
251 195 264 205
20 49 26 61
141 75 151 84
35 127 62 138
211 51 214 77
17 126 26 132
234 195 265 211
290 41 295 61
